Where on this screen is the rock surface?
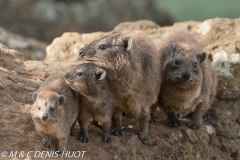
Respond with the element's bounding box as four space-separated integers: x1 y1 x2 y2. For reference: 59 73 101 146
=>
0 27 47 60
45 32 109 62
0 18 240 160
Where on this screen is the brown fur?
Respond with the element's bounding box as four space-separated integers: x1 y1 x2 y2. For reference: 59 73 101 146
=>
64 63 114 143
150 29 217 129
78 30 161 143
31 75 79 153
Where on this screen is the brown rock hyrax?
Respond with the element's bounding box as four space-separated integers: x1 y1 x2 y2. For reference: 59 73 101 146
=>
150 29 217 130
31 75 79 153
78 30 161 143
64 63 114 143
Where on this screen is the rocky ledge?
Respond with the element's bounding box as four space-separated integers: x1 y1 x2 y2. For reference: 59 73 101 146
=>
0 18 239 160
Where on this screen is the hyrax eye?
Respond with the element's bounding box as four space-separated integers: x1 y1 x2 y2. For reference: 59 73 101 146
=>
99 44 108 50
175 60 181 65
38 106 41 110
50 108 54 112
77 72 83 76
193 63 198 68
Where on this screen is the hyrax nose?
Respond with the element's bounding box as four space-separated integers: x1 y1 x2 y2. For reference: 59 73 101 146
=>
64 73 69 79
78 49 84 57
42 115 48 121
182 71 191 79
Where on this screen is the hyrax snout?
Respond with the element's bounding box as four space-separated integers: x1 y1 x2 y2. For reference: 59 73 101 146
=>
64 63 114 143
31 75 79 153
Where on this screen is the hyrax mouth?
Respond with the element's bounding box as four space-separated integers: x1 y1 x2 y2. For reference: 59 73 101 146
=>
83 58 98 62
175 77 191 83
182 78 190 82
65 80 77 88
65 79 74 83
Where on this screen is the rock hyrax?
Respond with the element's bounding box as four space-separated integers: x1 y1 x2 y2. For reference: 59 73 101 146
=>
64 63 114 143
78 30 161 143
151 29 217 129
31 75 79 153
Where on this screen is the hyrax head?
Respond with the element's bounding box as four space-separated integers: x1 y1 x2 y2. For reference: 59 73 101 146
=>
164 43 206 88
32 91 65 122
78 33 133 64
64 63 107 95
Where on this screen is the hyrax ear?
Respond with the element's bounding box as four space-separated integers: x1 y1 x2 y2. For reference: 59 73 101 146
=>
122 35 133 51
197 52 206 63
95 68 106 81
167 43 176 56
32 91 38 102
58 95 66 106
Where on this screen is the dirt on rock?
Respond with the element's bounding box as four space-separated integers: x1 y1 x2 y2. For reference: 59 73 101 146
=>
0 18 240 160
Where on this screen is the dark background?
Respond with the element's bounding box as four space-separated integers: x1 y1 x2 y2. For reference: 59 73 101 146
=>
0 0 239 42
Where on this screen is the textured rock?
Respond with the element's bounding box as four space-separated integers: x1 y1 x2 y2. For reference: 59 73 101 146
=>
0 27 47 60
0 47 25 72
45 20 162 62
45 32 109 61
113 20 161 35
0 18 240 160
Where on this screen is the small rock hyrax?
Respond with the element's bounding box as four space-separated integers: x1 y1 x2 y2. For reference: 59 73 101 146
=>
78 30 161 143
31 75 79 153
64 63 114 143
150 29 217 129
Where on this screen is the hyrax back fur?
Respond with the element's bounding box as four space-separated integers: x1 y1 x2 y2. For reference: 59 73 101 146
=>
31 75 79 153
79 30 161 143
64 63 114 143
151 29 217 129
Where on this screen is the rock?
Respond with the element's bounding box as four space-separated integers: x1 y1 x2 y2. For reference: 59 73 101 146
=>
45 32 109 61
0 46 25 72
0 42 7 48
113 20 161 35
0 27 47 60
0 18 240 159
45 20 162 62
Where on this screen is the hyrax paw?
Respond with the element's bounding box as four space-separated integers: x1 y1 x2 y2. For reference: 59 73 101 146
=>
138 134 149 144
57 147 66 155
149 118 156 124
202 114 211 121
187 121 201 130
56 150 66 155
79 136 89 143
168 119 182 127
42 140 51 148
110 128 124 136
102 135 112 143
56 151 62 155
